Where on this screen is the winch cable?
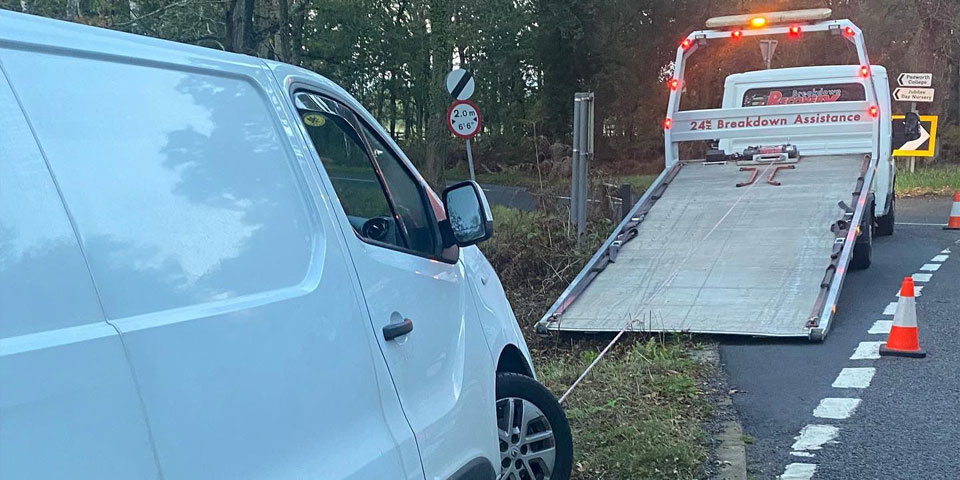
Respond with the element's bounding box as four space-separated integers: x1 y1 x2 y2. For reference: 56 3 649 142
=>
558 160 779 405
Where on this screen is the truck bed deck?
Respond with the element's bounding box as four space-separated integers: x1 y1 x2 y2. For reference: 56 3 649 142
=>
540 155 868 337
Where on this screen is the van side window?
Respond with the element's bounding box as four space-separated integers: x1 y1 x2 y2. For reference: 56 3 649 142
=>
296 93 438 256
359 126 438 254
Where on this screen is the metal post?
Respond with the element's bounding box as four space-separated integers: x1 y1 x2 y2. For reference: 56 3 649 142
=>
577 93 593 243
619 184 631 220
909 101 917 173
570 97 582 225
465 139 476 181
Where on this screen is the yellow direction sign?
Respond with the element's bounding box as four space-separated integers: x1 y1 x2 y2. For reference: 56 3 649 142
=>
892 114 938 157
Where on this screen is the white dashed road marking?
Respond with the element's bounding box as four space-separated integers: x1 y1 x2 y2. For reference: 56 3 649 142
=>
868 320 893 335
813 398 862 419
832 368 876 388
780 463 817 479
791 424 839 451
912 273 933 283
777 248 950 478
850 341 883 360
894 286 923 297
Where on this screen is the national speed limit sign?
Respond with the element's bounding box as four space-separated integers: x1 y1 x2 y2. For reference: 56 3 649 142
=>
446 100 482 139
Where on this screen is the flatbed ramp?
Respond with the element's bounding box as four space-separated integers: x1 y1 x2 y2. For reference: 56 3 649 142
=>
539 155 872 338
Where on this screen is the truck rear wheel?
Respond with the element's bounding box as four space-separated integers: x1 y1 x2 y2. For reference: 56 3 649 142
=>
851 200 873 270
875 194 895 236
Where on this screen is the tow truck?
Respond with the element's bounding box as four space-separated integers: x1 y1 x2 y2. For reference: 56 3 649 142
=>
536 9 902 341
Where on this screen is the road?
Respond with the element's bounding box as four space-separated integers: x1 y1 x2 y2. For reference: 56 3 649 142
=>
719 196 960 479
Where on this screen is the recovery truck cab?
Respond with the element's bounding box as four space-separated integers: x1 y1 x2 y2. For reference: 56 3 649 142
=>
537 9 895 341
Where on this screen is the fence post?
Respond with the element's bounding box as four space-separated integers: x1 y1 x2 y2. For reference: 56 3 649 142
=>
620 184 631 220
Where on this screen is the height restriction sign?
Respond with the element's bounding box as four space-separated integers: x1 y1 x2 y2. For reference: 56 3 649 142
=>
447 100 482 139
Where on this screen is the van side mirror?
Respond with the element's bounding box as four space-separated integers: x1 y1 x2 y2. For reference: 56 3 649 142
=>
903 112 921 141
441 181 493 247
892 112 921 148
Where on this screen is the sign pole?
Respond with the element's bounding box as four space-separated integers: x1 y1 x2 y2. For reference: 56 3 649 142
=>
910 101 917 173
465 139 476 181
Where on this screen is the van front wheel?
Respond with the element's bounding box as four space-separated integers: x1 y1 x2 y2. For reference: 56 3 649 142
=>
496 373 573 480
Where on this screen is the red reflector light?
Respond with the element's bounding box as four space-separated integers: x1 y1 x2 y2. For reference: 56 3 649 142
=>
731 30 743 39
843 26 855 37
789 25 802 37
663 118 673 129
859 65 870 77
668 79 680 90
680 38 693 50
868 105 879 117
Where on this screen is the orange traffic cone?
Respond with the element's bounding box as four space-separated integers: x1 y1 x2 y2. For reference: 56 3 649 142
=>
880 277 926 358
946 193 960 230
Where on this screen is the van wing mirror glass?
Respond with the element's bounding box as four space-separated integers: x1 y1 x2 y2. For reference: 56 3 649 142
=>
441 181 493 247
903 112 921 141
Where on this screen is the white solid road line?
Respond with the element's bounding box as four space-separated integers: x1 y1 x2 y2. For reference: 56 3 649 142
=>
913 273 933 283
813 398 862 419
791 424 839 451
882 302 898 315
920 263 942 272
868 320 893 335
832 367 876 388
850 341 883 360
932 254 949 262
780 463 817 479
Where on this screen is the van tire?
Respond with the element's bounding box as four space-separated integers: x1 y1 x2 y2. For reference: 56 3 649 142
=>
875 194 895 236
496 373 573 480
851 200 873 270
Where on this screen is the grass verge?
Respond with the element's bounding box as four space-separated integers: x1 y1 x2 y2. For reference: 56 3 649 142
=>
535 338 710 479
483 204 711 479
896 165 960 197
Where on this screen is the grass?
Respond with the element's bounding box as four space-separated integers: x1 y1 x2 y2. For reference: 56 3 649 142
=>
482 204 711 479
896 165 960 197
534 338 711 479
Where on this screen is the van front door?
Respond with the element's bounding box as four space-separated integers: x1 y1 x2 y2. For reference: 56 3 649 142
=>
293 92 499 479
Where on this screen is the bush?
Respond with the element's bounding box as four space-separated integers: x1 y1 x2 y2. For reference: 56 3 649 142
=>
481 205 612 329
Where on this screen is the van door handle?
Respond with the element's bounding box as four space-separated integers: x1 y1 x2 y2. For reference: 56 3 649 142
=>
383 318 414 341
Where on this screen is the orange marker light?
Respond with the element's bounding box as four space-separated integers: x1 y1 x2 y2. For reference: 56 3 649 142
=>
750 17 767 28
663 118 673 130
668 78 680 90
859 65 870 77
868 105 879 117
731 30 743 39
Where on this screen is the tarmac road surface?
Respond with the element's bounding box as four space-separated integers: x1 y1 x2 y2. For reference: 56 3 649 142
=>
720 195 960 479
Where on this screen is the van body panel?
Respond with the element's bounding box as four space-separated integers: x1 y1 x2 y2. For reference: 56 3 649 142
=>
270 65 500 478
0 68 160 479
1 13 423 479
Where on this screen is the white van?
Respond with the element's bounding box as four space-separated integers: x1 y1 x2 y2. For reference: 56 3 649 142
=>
0 10 571 480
